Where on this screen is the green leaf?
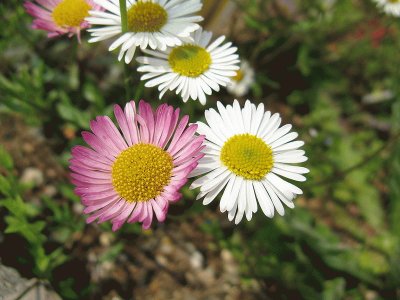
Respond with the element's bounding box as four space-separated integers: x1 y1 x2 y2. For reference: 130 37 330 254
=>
33 246 50 275
48 247 68 269
297 45 312 76
322 278 345 300
59 184 80 203
0 196 39 218
0 145 13 171
98 242 124 263
83 82 105 109
389 140 400 233
0 175 12 197
56 102 91 129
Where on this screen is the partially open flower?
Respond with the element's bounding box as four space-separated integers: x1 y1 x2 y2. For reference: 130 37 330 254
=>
70 100 205 230
24 0 103 42
226 60 255 97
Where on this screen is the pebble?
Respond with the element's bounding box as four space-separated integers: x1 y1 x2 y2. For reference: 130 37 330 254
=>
43 185 57 197
99 232 115 247
20 167 44 186
190 250 204 270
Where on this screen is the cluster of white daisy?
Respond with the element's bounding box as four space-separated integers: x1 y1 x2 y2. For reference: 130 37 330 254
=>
86 0 257 104
24 0 308 229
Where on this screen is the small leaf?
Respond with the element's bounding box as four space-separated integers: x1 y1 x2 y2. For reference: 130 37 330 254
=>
0 175 12 196
322 278 345 300
0 145 13 171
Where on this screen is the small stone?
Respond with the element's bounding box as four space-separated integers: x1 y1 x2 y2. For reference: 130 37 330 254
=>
20 167 44 186
221 249 234 263
87 252 97 263
73 203 83 214
190 250 204 270
99 232 115 247
365 291 379 300
43 185 57 197
197 267 215 286
155 255 168 266
46 168 57 179
159 236 173 254
22 142 35 154
309 128 318 137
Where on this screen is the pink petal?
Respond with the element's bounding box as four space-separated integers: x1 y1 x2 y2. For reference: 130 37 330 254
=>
152 104 168 146
81 131 118 159
142 202 154 229
124 101 140 144
168 124 198 156
167 115 189 152
151 199 167 222
97 116 128 151
160 108 180 148
84 195 120 214
114 104 132 146
128 202 144 223
139 100 155 143
90 120 121 154
71 145 114 164
70 172 110 185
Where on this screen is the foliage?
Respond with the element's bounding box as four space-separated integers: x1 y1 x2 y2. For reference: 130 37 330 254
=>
1 0 400 299
0 146 68 278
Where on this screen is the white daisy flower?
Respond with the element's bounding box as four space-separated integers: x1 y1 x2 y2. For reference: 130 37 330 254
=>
190 100 309 224
136 28 240 105
373 0 400 16
86 0 203 63
226 60 255 97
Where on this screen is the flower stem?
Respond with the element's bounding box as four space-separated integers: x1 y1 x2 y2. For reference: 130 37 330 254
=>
119 0 131 99
123 63 132 100
119 0 128 33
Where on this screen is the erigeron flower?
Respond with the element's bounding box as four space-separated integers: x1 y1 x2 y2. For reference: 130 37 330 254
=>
86 0 203 63
24 0 103 42
190 100 309 224
70 100 205 230
373 0 400 16
226 60 255 97
137 28 240 105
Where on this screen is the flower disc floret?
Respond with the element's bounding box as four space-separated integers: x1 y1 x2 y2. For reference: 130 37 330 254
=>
112 143 173 202
220 134 274 180
168 45 212 77
232 70 244 82
127 1 168 32
52 0 91 27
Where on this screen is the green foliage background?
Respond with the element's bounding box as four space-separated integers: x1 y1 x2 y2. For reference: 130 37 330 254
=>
1 0 400 299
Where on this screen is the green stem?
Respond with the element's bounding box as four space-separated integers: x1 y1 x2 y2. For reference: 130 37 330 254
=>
119 0 131 99
124 63 132 100
119 0 128 33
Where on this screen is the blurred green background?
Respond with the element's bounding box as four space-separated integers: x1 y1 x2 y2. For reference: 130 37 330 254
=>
1 0 400 299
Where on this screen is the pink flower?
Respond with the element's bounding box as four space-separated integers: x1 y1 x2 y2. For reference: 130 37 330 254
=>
24 0 103 42
70 100 205 231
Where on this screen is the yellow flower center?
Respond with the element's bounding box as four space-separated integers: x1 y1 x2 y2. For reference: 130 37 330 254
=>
168 45 212 77
127 1 168 32
220 134 274 180
52 0 91 28
388 0 400 3
232 70 244 82
111 144 173 202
